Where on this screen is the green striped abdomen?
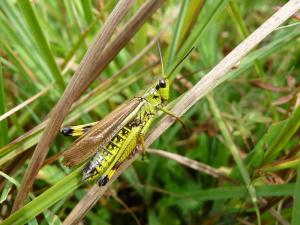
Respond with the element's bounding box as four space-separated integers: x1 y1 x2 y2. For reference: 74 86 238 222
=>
83 119 139 181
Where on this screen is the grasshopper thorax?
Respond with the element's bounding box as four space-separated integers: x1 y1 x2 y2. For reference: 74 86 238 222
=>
144 78 169 107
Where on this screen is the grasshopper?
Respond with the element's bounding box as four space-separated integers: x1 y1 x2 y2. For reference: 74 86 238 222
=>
61 47 192 186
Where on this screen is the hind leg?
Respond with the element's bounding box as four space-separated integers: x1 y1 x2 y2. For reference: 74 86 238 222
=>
138 117 154 157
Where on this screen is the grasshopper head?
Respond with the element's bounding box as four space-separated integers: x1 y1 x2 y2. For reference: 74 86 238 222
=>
144 78 169 106
157 78 169 103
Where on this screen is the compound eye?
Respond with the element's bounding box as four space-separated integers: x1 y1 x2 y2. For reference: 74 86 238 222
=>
159 79 166 88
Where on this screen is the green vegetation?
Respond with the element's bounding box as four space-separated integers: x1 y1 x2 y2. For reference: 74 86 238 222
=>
0 0 300 224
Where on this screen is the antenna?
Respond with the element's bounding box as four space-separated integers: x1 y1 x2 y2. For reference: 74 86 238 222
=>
157 42 165 77
169 47 194 77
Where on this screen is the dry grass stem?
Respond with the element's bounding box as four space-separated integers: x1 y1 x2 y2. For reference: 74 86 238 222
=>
147 148 237 184
0 87 49 122
63 157 136 225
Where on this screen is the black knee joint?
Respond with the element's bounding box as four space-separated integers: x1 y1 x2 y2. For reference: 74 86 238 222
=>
98 175 109 186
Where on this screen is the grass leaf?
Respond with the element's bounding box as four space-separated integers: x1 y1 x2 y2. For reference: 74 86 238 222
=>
0 62 8 147
17 0 65 91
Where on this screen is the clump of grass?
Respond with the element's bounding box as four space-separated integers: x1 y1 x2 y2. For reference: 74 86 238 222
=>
1 1 300 225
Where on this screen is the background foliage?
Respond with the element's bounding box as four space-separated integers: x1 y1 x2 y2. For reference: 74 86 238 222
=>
0 0 300 224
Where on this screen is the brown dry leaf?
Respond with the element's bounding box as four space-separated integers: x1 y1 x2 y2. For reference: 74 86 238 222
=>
148 148 237 184
287 75 296 88
249 79 290 93
272 94 293 106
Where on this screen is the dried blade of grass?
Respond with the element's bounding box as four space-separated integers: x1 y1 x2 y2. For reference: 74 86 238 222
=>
0 87 49 122
12 0 135 212
64 1 300 223
147 148 238 184
111 193 141 225
268 208 290 225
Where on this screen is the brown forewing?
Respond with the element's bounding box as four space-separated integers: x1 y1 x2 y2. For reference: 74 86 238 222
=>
62 98 142 167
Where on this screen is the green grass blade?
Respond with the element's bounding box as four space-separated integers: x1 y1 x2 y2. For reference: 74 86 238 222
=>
178 0 205 47
155 183 295 208
168 0 229 79
81 0 93 25
17 0 65 91
166 0 190 68
0 181 13 204
0 171 20 188
185 183 295 200
261 157 300 172
0 12 51 83
228 0 265 78
2 171 295 225
0 62 8 147
292 163 300 225
207 95 261 224
0 40 38 88
61 13 102 69
244 111 299 171
1 167 83 225
263 105 300 163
